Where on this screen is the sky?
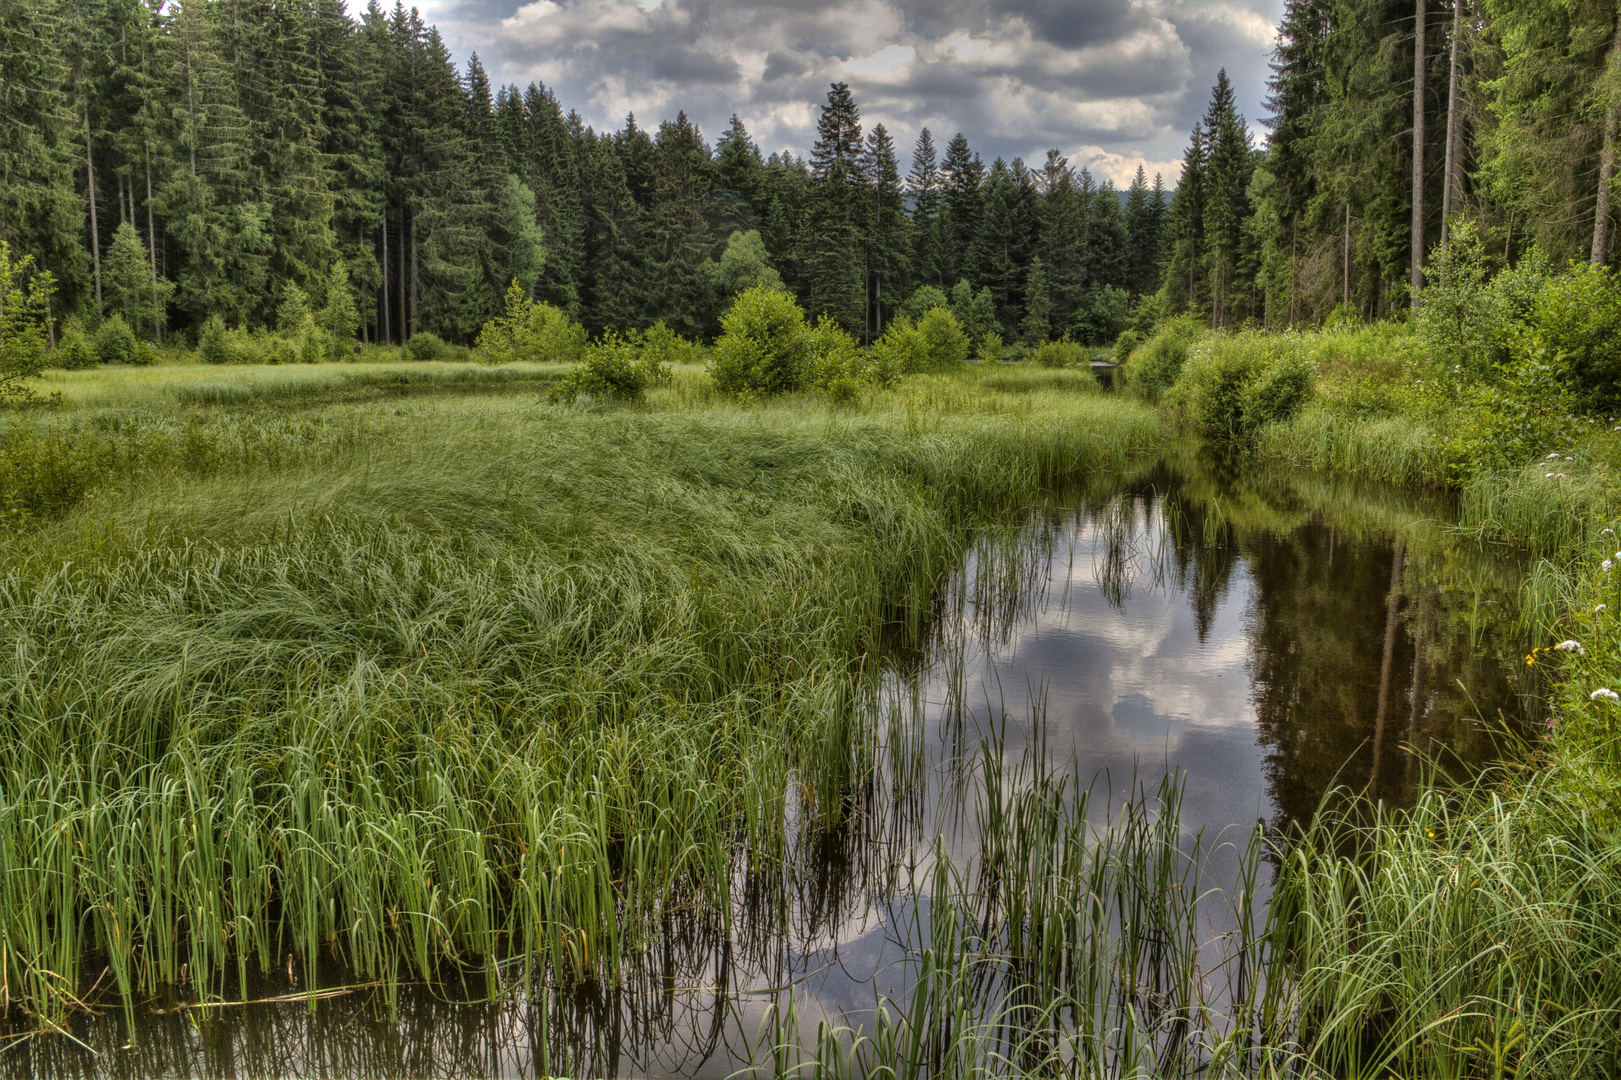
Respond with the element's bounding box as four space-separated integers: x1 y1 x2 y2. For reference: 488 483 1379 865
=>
411 0 1287 189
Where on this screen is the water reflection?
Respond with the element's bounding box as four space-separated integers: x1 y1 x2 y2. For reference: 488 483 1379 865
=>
1 448 1532 1079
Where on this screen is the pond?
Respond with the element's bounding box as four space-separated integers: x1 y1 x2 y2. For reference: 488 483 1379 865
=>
3 447 1533 1079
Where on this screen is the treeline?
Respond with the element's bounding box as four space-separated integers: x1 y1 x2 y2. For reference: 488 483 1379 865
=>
1160 0 1621 329
0 0 1170 352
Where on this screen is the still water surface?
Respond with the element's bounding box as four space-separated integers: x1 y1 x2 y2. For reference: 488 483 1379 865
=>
5 450 1532 1079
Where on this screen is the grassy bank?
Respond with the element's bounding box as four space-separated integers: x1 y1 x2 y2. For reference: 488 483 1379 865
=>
0 363 1158 1022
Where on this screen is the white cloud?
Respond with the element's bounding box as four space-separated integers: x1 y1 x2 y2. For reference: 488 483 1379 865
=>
416 0 1286 178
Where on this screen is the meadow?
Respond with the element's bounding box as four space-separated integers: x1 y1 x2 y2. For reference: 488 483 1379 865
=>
3 324 1621 1078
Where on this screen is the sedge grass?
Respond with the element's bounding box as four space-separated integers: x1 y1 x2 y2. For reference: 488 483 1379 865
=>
0 372 1163 1022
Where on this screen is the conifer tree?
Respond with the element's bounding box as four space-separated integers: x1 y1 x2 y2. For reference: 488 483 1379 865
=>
941 132 983 284
104 220 172 336
712 114 764 237
1038 150 1087 331
1022 256 1051 345
648 112 715 336
863 123 908 340
907 127 949 287
803 83 866 332
1201 70 1254 327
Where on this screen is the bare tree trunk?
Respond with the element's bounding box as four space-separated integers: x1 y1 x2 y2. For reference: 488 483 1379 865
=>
1370 539 1406 797
381 217 391 344
1411 0 1427 308
1592 23 1621 265
145 150 160 341
410 210 419 339
1440 0 1465 254
397 195 407 343
85 112 102 307
1289 213 1299 326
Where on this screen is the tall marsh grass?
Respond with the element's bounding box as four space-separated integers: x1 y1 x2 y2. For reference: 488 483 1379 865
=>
0 381 1164 1022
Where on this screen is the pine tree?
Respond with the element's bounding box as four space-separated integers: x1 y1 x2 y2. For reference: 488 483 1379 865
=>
940 132 983 284
1124 165 1156 295
648 111 714 336
1164 124 1209 318
907 127 949 288
103 220 172 336
1038 150 1087 331
1202 70 1255 327
803 83 866 332
0 0 88 313
712 114 764 237
1022 256 1051 345
863 123 908 340
970 159 1030 333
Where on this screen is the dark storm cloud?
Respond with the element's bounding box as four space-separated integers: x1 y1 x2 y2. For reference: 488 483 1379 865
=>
414 0 1283 185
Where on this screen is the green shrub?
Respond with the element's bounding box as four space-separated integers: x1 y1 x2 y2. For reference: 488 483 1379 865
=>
897 284 949 324
198 315 232 365
1307 323 1417 418
637 319 699 369
1521 262 1621 410
1416 223 1551 378
709 286 811 395
405 331 452 362
1032 338 1087 369
805 315 866 392
547 330 667 403
53 322 99 370
1323 302 1363 333
1119 315 1203 401
1167 330 1314 438
295 317 335 364
1066 284 1133 346
916 307 969 369
976 331 1004 365
1112 329 1141 365
476 280 588 364
94 314 147 365
870 317 928 379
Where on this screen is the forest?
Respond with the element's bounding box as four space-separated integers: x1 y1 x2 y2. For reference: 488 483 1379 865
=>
0 0 1166 353
3 0 1620 358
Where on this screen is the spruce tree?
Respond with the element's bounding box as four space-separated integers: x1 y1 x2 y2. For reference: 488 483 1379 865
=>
712 114 764 237
1037 150 1087 332
803 83 866 332
103 220 172 336
940 132 983 284
1022 256 1051 345
648 112 715 336
1201 70 1255 326
863 123 908 340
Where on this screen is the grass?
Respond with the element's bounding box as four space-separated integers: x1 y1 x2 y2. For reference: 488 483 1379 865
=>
6 349 1621 1078
0 360 1163 1025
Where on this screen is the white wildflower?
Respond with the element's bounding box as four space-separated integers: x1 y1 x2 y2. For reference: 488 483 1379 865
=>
1592 689 1620 702
1547 453 1561 460
1556 640 1587 654
1596 604 1609 613
1604 559 1614 571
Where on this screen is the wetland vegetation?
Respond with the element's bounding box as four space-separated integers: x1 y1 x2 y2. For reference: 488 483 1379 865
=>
6 0 1621 1075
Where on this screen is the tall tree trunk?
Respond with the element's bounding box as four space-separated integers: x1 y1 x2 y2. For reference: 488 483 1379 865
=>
145 153 160 341
1343 204 1351 307
397 196 407 343
85 112 102 307
410 210 419 339
381 218 391 345
1370 539 1406 797
1592 22 1621 265
1440 0 1465 254
1411 0 1426 308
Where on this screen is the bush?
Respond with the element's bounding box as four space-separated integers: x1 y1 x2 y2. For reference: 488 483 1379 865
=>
1307 323 1418 418
295 316 335 364
53 321 99 370
1166 331 1314 438
476 280 588 364
94 314 148 365
1032 338 1088 369
949 280 996 343
1067 284 1133 346
548 330 667 404
637 319 700 369
976 331 1004 365
898 284 949 324
870 317 928 380
916 307 969 369
709 286 811 395
406 331 452 362
1120 316 1202 400
1521 262 1621 410
1112 329 1141 365
198 315 233 365
805 315 865 391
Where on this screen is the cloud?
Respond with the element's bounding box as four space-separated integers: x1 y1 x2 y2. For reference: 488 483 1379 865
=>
414 0 1285 183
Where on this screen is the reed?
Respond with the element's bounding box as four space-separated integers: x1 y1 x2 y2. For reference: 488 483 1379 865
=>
0 372 1163 1022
